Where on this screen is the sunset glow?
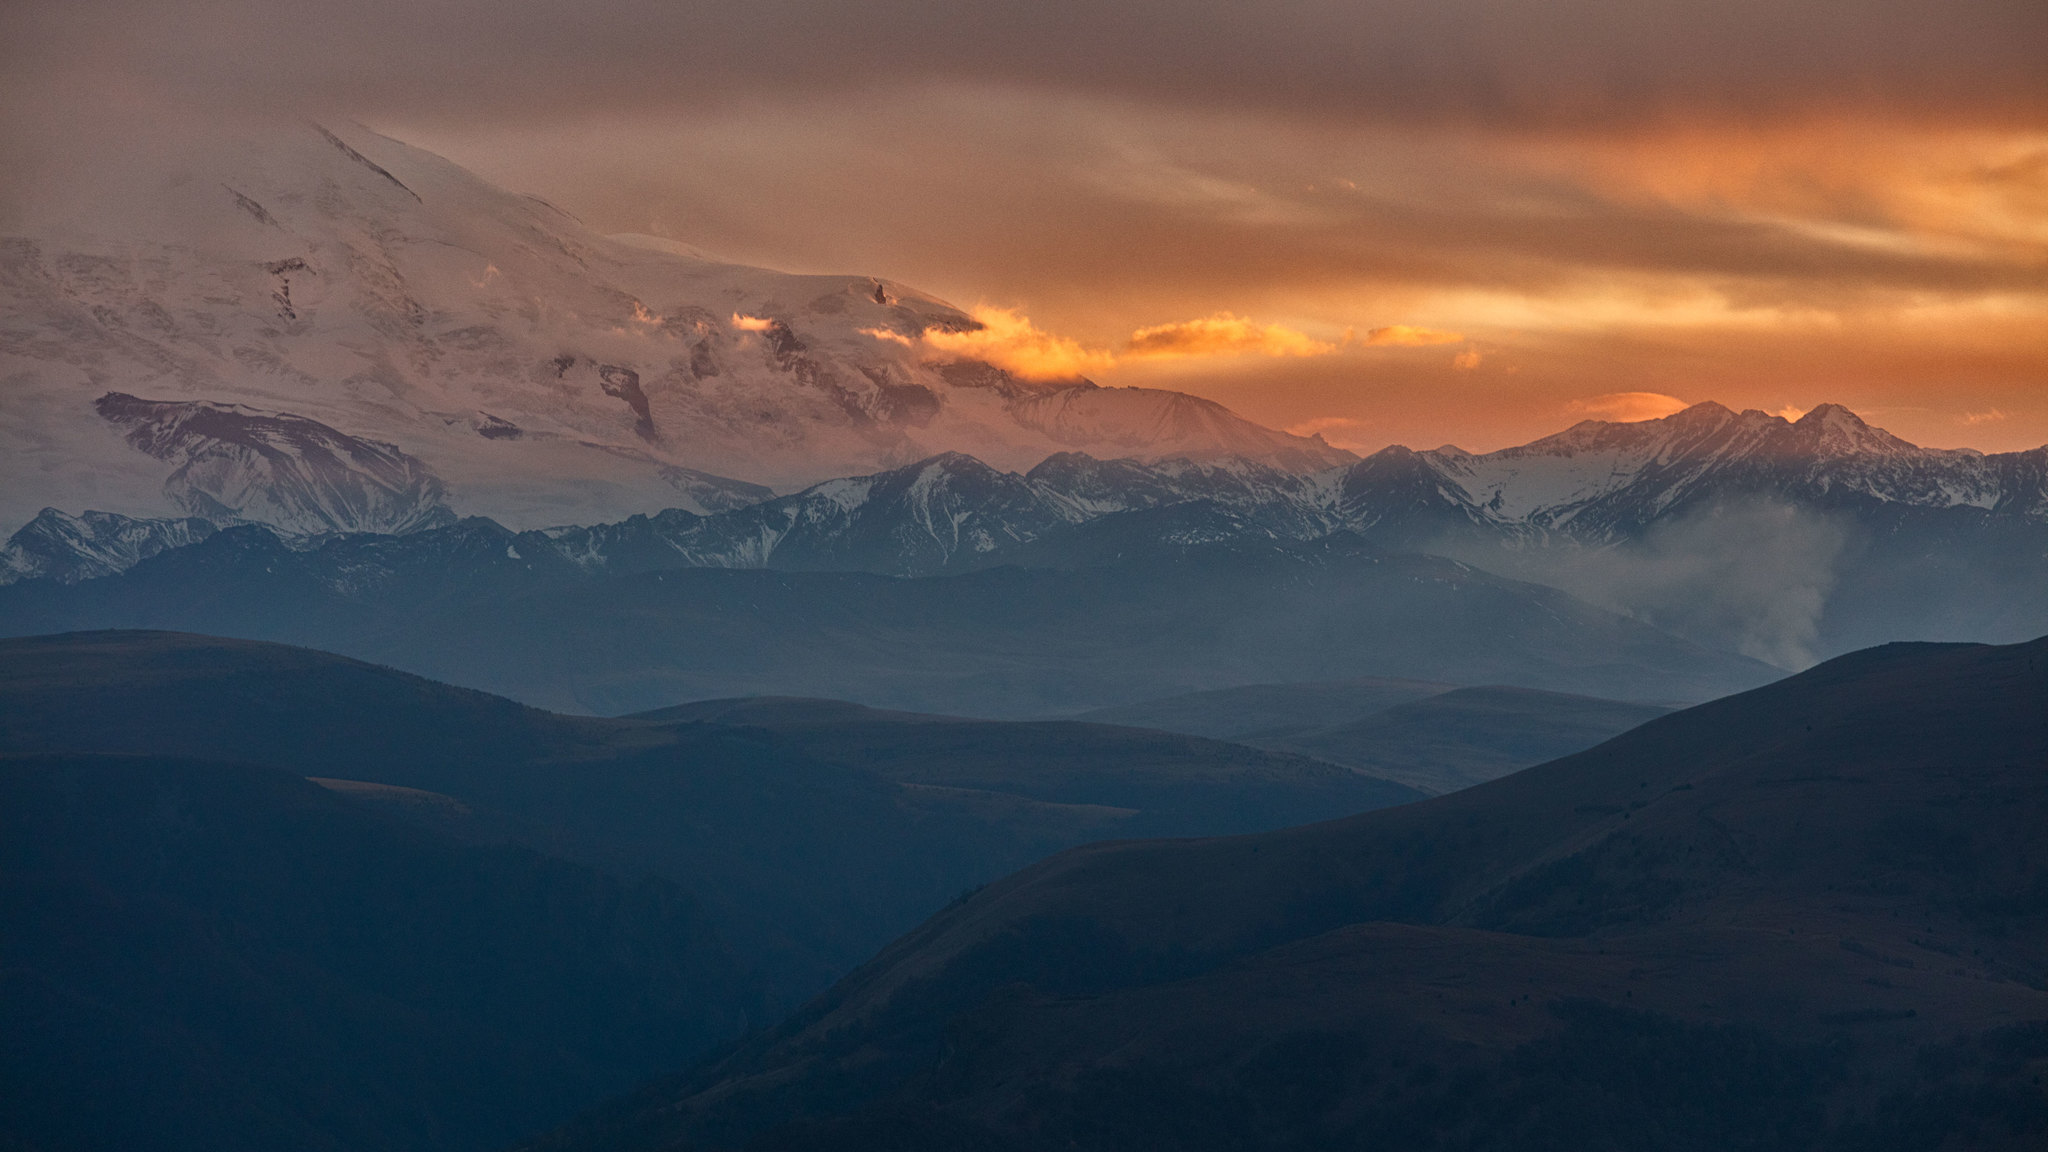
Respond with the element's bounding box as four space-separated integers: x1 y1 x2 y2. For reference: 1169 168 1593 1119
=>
893 306 1340 380
915 307 1116 380
7 0 2045 455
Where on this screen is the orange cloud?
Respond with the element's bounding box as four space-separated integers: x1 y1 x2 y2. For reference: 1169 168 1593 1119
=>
917 306 1117 379
1124 313 1335 359
730 313 775 331
1568 392 1691 421
1962 408 2009 425
1452 347 1484 371
1363 325 1464 347
887 306 1338 380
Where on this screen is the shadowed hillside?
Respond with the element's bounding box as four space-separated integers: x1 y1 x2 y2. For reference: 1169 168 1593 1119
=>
1073 676 1455 740
0 754 751 1152
1270 685 1675 793
632 696 1420 834
529 636 2048 1152
1077 681 1671 794
0 631 1426 1008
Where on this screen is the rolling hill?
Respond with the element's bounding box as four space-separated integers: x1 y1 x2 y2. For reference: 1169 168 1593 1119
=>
532 635 2048 1152
1 753 751 1152
1270 685 1676 794
0 631 1430 1007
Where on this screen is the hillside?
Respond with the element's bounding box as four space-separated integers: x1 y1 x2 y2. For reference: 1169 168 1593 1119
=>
0 631 1430 1005
1271 685 1675 793
0 753 750 1152
535 636 2048 1152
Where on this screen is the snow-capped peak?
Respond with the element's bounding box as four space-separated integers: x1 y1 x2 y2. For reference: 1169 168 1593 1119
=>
0 119 1348 538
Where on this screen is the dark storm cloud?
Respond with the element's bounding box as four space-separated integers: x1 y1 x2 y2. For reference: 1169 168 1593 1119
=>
5 0 2046 126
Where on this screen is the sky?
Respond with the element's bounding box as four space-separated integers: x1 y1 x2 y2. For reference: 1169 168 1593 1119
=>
4 0 2046 454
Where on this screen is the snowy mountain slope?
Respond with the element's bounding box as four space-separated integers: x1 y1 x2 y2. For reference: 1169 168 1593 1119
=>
0 121 1348 537
0 508 217 585
1323 402 2048 666
12 401 2045 587
525 449 1348 576
7 402 2045 673
1400 402 2048 540
94 391 456 533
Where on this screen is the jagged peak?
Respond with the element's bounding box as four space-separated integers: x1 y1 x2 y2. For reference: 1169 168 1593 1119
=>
906 450 1005 477
1667 400 1737 423
1786 403 1922 455
1024 451 1109 477
1360 443 1421 462
1795 402 1867 428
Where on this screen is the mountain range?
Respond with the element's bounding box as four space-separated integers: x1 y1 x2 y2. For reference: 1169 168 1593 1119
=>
5 120 2043 675
8 397 2046 672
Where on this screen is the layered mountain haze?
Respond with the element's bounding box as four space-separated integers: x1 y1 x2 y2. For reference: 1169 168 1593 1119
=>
0 632 1429 1087
3 628 1773 1151
532 636 2048 1152
1090 683 1677 795
0 121 1348 535
0 530 1773 715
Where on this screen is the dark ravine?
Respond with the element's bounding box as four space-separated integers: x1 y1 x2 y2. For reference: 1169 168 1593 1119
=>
527 636 2048 1152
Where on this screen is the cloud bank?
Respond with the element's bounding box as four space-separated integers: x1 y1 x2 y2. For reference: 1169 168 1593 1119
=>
6 0 2043 127
4 1 2044 453
888 307 1341 380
